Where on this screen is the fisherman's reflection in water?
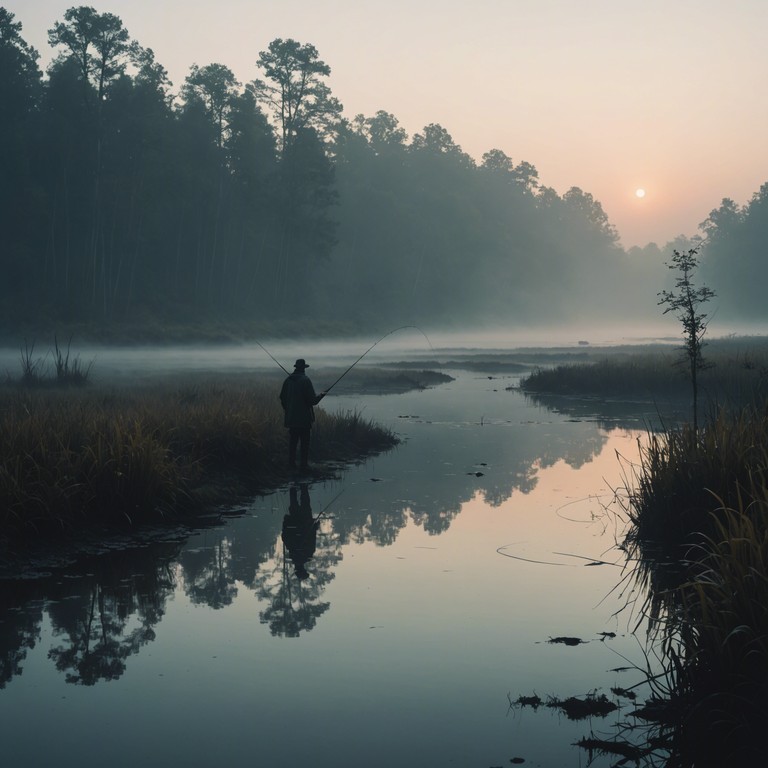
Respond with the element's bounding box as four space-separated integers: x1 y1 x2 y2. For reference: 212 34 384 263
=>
282 484 319 580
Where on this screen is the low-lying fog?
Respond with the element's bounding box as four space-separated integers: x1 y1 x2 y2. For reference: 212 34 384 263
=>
2 321 768 382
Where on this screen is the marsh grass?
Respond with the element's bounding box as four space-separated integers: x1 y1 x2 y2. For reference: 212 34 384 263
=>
624 404 768 556
0 378 397 540
11 338 93 388
522 353 684 399
52 336 93 385
621 500 768 765
17 340 45 386
619 403 768 764
520 337 768 406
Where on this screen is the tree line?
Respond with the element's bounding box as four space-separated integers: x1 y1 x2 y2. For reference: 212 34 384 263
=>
1 6 764 336
698 186 768 321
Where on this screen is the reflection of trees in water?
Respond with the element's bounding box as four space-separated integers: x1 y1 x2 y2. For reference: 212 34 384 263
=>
48 589 153 684
410 499 462 535
46 549 177 685
0 587 43 689
178 539 238 609
523 391 676 433
0 544 179 688
250 485 343 637
174 504 290 613
0 405 629 676
252 559 332 638
526 428 609 473
0 517 283 687
330 422 608 547
347 507 409 547
481 463 540 507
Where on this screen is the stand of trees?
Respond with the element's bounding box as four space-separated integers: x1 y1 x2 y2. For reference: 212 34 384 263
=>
1 6 764 336
699 185 768 321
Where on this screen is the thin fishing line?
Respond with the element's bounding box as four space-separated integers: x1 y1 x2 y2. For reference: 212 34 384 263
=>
324 325 436 393
313 488 345 524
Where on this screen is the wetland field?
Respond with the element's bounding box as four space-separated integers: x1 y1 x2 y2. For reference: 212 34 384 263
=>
2 334 767 767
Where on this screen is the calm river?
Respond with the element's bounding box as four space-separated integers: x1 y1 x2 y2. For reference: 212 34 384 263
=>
0 344 665 767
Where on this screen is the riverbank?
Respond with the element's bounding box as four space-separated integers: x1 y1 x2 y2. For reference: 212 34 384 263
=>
518 335 768 405
509 336 768 763
616 401 768 764
0 372 407 546
615 403 768 765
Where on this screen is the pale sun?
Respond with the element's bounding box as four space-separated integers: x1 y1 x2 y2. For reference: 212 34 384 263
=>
635 188 646 198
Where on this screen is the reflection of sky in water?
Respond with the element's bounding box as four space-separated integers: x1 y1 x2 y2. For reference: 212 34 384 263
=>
0 368 652 768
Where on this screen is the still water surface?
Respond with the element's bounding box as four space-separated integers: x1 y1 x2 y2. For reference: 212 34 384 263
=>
0 351 660 767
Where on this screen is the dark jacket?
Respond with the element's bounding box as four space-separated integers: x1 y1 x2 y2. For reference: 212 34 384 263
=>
280 372 322 429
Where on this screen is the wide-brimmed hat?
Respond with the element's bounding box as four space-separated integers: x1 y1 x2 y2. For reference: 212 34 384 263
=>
294 359 309 370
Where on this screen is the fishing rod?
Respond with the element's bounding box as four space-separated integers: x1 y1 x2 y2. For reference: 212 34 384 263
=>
312 488 345 525
254 340 290 375
323 325 435 394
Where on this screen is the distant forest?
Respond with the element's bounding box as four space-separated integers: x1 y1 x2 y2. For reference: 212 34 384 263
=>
1 6 766 338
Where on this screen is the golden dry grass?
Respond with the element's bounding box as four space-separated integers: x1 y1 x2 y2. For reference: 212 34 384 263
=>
0 378 397 539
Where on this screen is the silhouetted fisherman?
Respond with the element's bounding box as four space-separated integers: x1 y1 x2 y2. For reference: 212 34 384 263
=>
279 358 325 470
282 484 319 580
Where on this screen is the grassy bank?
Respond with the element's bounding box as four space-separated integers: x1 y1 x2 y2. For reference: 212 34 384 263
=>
624 404 768 554
0 377 398 542
621 403 768 764
519 336 768 405
516 337 768 762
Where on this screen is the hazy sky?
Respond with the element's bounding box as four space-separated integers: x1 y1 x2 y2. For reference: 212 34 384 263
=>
7 0 768 247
